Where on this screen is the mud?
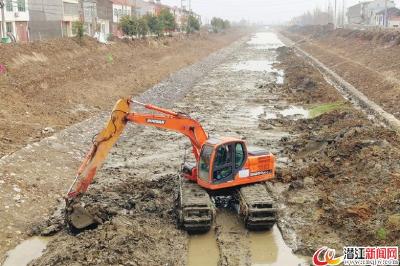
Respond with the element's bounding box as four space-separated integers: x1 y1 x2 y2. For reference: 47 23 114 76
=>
281 26 400 119
4 26 400 265
269 44 400 255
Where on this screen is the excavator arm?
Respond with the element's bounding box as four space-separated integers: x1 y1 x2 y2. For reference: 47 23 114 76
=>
65 98 208 229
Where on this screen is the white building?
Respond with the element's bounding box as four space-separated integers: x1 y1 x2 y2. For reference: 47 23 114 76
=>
62 0 80 37
171 6 188 31
366 0 395 25
374 7 400 27
0 0 30 42
136 0 156 17
112 3 131 23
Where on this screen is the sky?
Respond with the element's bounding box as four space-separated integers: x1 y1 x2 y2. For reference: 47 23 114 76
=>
160 0 399 24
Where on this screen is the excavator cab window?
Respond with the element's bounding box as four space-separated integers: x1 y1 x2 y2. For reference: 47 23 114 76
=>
213 144 234 183
235 143 245 168
199 145 213 181
212 142 247 184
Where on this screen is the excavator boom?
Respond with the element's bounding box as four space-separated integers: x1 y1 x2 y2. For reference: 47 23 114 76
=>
65 98 208 229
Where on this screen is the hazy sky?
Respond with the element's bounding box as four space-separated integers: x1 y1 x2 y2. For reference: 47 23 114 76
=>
160 0 399 24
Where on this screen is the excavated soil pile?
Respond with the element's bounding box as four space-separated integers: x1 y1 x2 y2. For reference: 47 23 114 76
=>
286 25 400 45
0 30 246 158
280 26 400 119
276 46 341 104
31 173 186 265
280 110 400 250
272 46 400 254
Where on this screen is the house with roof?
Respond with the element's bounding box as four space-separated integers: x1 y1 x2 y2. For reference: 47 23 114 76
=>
374 7 400 27
347 0 396 27
347 2 371 25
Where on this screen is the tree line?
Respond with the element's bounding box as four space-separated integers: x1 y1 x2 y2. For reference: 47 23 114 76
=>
119 9 201 37
291 7 333 26
210 17 231 33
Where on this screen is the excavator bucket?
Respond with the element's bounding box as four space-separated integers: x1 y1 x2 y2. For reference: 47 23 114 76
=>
68 205 96 229
65 98 131 230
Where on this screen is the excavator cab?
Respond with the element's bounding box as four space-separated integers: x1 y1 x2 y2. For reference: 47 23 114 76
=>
183 137 275 190
198 139 247 184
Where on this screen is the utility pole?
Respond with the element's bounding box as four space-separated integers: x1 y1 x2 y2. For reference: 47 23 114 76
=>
334 0 337 29
91 1 96 36
342 0 345 27
0 0 6 39
384 0 388 27
80 0 84 23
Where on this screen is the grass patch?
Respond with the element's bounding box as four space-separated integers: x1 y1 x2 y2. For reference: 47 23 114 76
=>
376 227 387 240
309 101 348 118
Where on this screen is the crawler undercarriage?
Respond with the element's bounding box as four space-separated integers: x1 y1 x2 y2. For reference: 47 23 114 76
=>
177 178 276 232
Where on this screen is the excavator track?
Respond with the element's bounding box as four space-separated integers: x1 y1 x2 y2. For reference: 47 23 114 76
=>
238 183 276 230
177 178 214 233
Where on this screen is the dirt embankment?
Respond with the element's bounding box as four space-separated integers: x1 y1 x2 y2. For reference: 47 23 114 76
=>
280 26 400 120
272 46 400 254
0 30 247 158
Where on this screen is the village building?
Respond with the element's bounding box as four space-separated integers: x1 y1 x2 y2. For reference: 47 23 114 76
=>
28 0 79 41
2 0 200 42
61 0 80 37
375 7 400 27
0 0 30 42
347 0 396 27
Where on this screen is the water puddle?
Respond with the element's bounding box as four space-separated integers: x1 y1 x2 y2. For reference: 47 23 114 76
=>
249 226 309 266
187 230 219 266
2 237 49 266
275 69 285 84
232 60 275 72
250 105 310 120
247 32 285 50
281 106 310 118
231 60 284 83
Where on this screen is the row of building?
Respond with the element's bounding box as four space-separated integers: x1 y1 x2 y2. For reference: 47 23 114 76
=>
347 0 400 28
0 0 198 42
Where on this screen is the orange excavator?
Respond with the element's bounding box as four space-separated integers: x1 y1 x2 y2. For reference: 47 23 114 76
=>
65 98 276 232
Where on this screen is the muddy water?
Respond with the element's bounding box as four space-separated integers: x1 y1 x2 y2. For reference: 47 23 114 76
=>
186 27 311 265
187 230 219 266
250 105 310 120
249 228 309 266
2 237 49 266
